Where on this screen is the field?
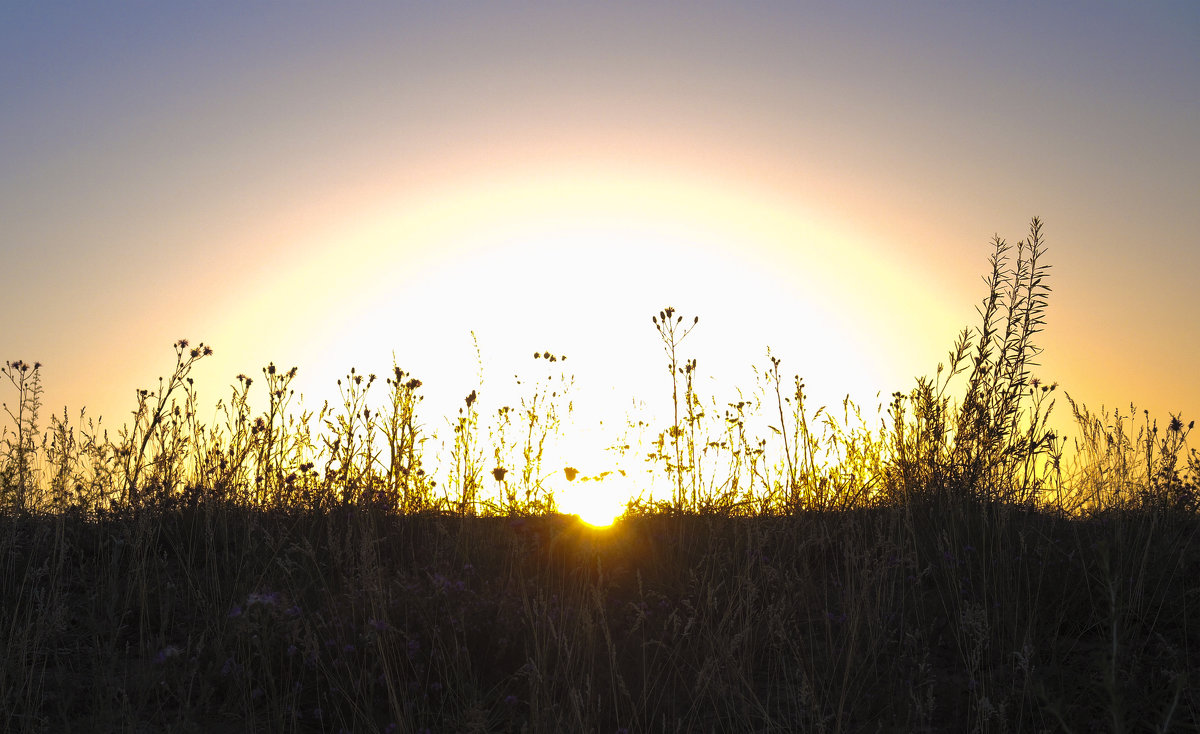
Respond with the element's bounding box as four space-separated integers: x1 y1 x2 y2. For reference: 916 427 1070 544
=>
3 220 1198 732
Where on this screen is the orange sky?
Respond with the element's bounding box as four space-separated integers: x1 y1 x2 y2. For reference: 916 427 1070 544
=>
3 3 1198 517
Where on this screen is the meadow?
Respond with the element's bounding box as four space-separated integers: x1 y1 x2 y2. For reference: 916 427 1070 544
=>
2 219 1197 732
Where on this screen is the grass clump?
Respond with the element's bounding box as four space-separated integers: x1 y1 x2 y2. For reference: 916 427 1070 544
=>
1 218 1197 732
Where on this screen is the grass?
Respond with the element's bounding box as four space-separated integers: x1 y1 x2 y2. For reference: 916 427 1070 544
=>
2 218 1197 732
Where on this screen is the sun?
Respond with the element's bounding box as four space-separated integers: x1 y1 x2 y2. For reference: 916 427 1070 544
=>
535 412 638 527
555 466 634 527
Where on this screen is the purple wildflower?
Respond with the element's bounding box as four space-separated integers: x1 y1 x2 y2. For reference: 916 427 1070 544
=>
154 645 180 664
247 590 280 606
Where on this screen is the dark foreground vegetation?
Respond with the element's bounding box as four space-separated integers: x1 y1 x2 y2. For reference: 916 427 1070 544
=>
3 219 1198 732
4 505 1198 733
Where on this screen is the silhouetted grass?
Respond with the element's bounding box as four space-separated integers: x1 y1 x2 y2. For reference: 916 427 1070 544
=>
2 218 1197 732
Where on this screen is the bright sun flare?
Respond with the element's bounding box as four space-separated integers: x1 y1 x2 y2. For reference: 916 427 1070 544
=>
239 172 894 520
543 419 639 526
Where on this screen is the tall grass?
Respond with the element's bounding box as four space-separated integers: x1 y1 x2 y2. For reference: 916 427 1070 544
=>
2 218 1197 732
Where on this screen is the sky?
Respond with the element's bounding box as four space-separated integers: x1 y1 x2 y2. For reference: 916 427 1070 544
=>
2 2 1198 517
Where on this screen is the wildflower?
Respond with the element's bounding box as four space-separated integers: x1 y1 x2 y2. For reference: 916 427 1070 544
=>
247 591 279 607
492 466 507 482
1169 416 1184 433
285 604 302 617
504 695 517 705
154 645 181 664
368 618 388 632
564 466 579 481
228 605 243 618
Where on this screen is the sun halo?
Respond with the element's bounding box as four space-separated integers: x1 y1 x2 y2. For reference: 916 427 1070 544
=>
220 170 894 521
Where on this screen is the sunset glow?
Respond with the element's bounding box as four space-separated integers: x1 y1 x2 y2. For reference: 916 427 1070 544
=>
3 2 1198 509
